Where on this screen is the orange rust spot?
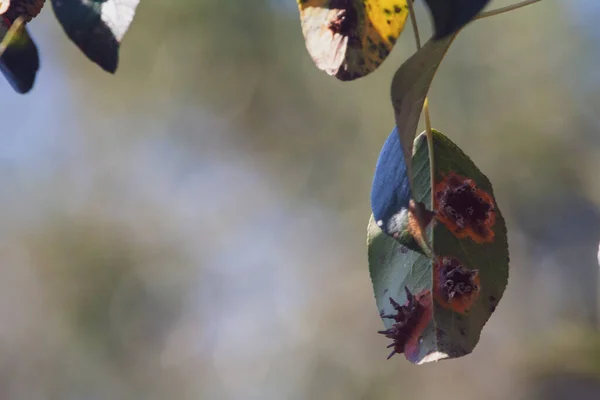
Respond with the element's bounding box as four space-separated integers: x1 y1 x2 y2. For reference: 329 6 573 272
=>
433 256 480 314
434 172 496 243
407 201 422 241
406 199 434 246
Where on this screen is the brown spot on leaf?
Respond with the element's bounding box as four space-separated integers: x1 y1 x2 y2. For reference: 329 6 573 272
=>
489 295 498 312
326 0 356 36
433 256 480 314
378 287 432 360
405 199 434 249
434 172 496 243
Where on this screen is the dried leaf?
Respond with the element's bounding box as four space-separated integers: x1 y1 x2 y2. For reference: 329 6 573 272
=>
297 0 410 81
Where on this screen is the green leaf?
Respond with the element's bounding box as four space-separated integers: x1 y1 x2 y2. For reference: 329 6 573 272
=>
423 0 491 39
390 34 455 196
368 129 509 364
297 0 410 81
50 0 139 73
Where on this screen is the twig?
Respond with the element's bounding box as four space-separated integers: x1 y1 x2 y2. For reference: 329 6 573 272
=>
0 16 25 58
475 0 543 20
407 1 421 49
407 1 435 213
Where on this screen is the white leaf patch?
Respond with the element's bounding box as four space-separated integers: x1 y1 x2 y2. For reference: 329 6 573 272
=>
99 0 140 42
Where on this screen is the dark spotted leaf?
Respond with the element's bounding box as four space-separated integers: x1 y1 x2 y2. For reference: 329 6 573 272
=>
51 0 139 73
0 16 39 93
423 0 491 39
297 0 410 81
368 129 509 364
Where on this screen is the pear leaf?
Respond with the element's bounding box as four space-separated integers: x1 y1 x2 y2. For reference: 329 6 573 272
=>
423 0 491 39
368 129 509 364
297 0 410 81
390 34 455 195
51 0 139 73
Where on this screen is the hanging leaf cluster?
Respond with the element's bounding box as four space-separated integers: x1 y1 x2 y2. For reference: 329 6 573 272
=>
0 0 140 93
296 0 545 364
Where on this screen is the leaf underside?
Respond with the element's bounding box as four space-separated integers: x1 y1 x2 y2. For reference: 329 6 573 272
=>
297 0 410 81
390 34 455 192
368 129 509 364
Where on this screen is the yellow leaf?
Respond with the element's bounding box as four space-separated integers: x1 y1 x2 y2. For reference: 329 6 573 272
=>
297 0 410 81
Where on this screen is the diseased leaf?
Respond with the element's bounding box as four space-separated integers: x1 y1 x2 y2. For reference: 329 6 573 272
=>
390 34 455 193
0 16 39 94
423 0 491 39
297 0 410 81
370 125 433 254
368 129 509 364
51 0 139 73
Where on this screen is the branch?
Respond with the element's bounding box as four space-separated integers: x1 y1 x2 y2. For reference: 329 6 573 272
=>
475 0 543 20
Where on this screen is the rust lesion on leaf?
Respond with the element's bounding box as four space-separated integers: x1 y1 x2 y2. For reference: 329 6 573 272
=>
326 1 357 36
433 256 480 314
378 287 432 360
434 171 496 243
404 199 434 250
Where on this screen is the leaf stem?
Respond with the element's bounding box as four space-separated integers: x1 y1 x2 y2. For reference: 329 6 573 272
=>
423 98 432 135
407 1 435 211
475 0 543 20
407 1 421 49
0 16 25 57
406 0 435 256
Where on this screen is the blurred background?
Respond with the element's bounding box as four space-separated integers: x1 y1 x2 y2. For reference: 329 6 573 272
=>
0 0 599 398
